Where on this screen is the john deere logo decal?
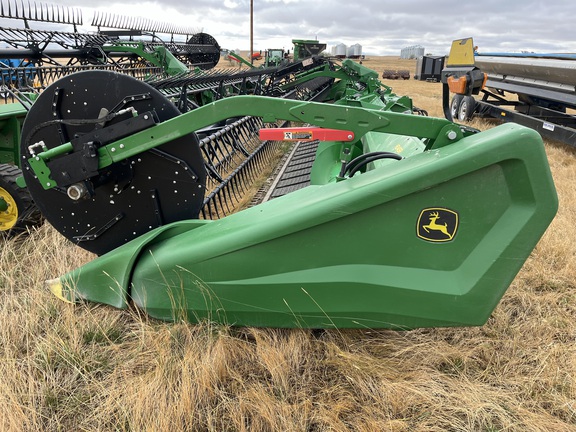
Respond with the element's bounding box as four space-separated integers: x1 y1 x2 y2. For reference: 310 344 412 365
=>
417 208 458 242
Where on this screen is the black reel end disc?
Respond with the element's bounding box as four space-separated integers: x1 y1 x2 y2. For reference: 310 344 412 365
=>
21 70 206 255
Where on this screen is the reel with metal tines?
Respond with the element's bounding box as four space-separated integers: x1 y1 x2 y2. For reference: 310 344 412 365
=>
0 0 82 25
92 11 199 36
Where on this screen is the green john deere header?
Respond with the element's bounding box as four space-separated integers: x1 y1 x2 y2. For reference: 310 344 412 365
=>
0 15 558 328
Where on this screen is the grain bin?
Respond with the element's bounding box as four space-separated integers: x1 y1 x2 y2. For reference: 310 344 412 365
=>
333 43 347 58
347 43 362 58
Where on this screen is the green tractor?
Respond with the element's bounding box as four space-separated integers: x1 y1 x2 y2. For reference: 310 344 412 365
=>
0 102 40 234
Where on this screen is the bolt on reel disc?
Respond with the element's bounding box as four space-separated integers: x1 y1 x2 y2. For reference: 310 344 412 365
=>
21 70 206 255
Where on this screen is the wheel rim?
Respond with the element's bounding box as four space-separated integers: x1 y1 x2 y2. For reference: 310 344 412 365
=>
460 101 469 119
450 101 458 119
450 95 462 120
0 186 18 230
458 96 476 121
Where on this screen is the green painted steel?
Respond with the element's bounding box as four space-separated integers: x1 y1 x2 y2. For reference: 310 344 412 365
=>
0 102 26 166
30 95 465 190
52 119 557 329
24 57 556 328
226 50 255 68
103 42 189 76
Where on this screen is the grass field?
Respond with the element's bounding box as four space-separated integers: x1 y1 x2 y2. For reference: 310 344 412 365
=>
1 57 575 431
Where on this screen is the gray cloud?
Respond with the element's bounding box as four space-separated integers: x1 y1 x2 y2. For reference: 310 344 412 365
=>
2 0 575 55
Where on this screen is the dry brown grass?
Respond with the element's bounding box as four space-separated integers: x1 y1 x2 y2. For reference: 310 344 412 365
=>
1 57 576 431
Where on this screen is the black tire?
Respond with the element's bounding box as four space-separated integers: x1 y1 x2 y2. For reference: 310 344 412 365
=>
450 94 463 121
0 164 42 237
457 95 476 121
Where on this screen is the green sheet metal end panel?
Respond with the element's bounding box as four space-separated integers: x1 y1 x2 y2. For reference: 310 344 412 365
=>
51 220 213 308
52 123 557 329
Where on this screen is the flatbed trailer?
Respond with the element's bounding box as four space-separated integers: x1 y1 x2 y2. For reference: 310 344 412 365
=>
442 38 576 148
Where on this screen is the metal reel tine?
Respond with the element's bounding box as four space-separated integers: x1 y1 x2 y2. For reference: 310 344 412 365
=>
211 197 221 219
0 0 82 25
151 19 162 34
11 0 18 19
216 191 228 217
245 156 257 179
224 184 236 213
137 17 145 32
38 4 48 23
237 167 249 192
34 1 42 21
223 182 235 206
114 13 122 29
90 10 98 26
101 12 110 28
110 13 119 29
202 198 211 219
204 199 213 220
207 203 215 220
218 188 231 214
228 174 241 201
51 2 56 21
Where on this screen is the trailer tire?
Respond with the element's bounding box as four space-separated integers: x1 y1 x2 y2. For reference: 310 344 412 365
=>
0 164 42 237
458 95 476 121
450 95 463 120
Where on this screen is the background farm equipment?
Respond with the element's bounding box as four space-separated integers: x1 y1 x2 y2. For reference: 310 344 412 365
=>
0 1 221 70
249 40 327 68
263 48 288 67
382 69 410 80
292 39 326 60
442 37 576 148
414 55 445 82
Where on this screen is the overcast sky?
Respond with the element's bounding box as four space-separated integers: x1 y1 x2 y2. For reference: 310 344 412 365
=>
2 0 576 56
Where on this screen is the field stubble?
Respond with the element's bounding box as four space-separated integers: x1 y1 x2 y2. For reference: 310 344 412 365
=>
1 57 575 431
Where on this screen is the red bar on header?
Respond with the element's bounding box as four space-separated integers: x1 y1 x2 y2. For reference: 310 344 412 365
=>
259 127 355 142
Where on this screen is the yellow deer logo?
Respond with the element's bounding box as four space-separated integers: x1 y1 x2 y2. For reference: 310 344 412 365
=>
417 208 458 242
422 211 453 240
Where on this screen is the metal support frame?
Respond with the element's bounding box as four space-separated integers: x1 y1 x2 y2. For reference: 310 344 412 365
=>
475 99 576 147
28 95 466 190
